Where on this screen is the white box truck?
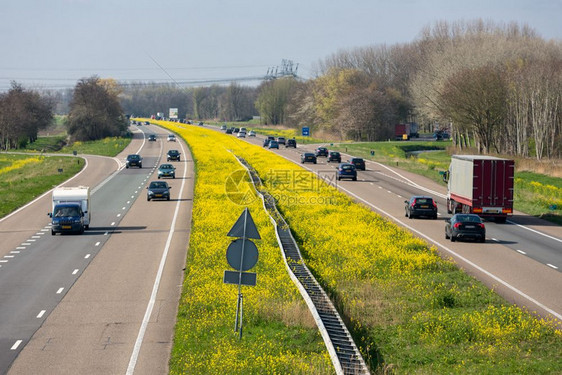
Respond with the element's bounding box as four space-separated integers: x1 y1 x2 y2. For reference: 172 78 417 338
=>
51 186 91 229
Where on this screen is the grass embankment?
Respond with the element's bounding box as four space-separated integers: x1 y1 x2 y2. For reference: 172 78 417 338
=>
149 120 562 374
332 142 562 224
1 136 131 219
24 135 132 157
0 154 83 218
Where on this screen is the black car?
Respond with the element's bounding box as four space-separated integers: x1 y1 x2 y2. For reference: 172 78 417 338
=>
147 181 171 201
277 137 286 145
445 214 486 242
315 147 329 157
301 153 317 164
263 138 271 147
327 151 341 163
167 149 181 161
349 157 366 170
286 139 297 148
405 196 438 219
158 164 176 179
226 128 233 134
148 134 157 141
336 163 357 181
233 128 240 134
126 154 142 168
268 140 279 149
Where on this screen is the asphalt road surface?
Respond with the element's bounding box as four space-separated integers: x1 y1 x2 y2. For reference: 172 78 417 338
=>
0 125 193 374
223 128 562 325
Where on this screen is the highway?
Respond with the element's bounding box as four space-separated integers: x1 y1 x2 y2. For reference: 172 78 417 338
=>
229 129 562 324
1 122 560 373
0 125 193 374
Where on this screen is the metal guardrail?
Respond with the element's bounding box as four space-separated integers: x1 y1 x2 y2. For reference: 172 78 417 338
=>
235 156 370 375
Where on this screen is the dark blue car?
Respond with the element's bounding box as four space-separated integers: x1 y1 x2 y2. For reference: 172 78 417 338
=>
336 163 357 181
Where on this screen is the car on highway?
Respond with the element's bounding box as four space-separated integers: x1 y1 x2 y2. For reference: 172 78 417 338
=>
233 128 240 134
167 134 176 142
148 134 157 141
237 131 246 138
226 128 233 134
126 154 142 168
198 121 204 126
404 196 438 219
349 157 366 170
286 139 296 148
336 163 357 181
248 130 256 137
301 153 317 164
263 138 270 147
268 140 279 149
445 214 486 242
167 149 181 161
50 203 85 235
277 137 286 145
147 181 171 201
158 164 176 179
144 121 150 125
327 151 341 163
315 147 329 157
220 125 227 130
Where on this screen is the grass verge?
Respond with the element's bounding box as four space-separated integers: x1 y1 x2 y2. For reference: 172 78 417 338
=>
0 154 84 218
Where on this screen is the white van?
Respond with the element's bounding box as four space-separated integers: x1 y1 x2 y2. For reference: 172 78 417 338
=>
51 186 91 229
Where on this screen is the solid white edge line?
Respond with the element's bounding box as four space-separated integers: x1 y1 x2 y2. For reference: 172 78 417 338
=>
547 264 559 269
126 128 188 375
274 149 562 322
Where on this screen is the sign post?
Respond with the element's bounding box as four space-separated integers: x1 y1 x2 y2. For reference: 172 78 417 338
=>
223 208 260 339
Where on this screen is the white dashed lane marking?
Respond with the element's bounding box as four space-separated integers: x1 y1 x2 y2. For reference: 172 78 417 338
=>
37 310 46 318
517 250 527 255
95 242 100 246
85 254 91 259
72 269 79 275
11 340 22 350
56 288 64 294
547 264 559 270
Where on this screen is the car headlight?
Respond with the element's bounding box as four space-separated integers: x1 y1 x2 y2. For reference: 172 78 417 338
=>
74 219 82 223
148 190 154 195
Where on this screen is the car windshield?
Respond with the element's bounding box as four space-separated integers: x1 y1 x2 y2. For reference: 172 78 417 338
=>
160 164 174 169
55 206 80 217
149 182 168 189
128 155 139 160
168 150 178 154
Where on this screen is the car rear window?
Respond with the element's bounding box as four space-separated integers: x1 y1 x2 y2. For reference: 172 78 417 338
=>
150 182 167 188
415 198 432 204
341 165 354 170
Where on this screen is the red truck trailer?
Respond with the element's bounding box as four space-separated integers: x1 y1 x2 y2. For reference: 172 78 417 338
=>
444 155 514 223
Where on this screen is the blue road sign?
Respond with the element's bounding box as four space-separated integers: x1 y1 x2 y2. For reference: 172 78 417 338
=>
302 127 310 136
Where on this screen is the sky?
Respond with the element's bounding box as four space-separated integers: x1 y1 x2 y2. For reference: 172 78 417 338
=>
1 0 561 91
